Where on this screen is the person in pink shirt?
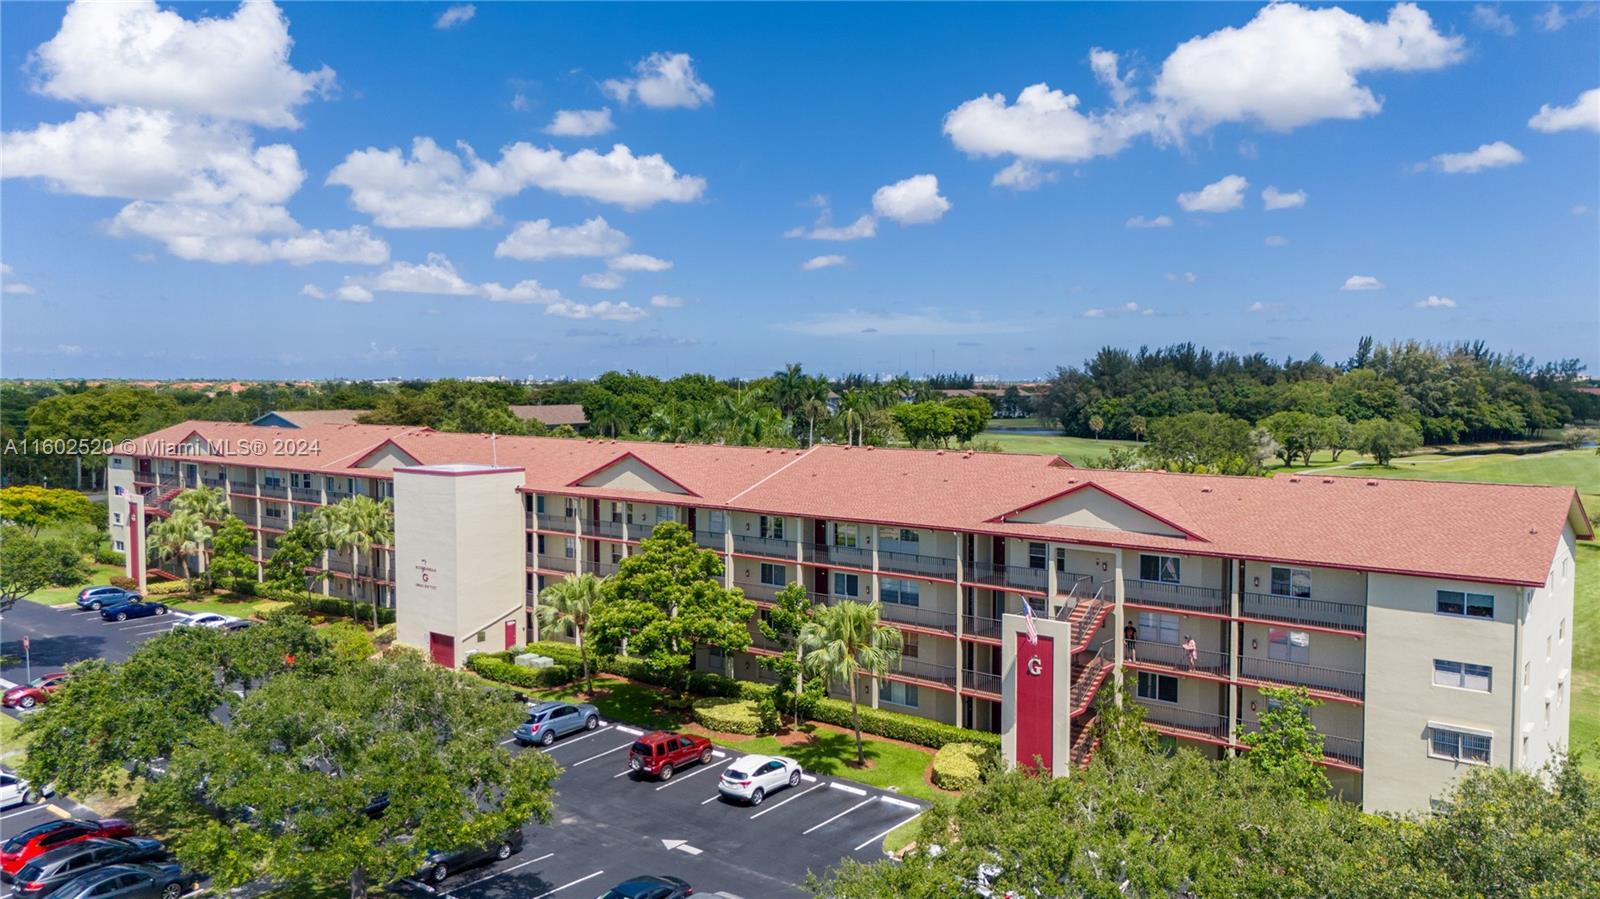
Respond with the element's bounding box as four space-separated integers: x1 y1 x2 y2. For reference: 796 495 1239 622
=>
1181 635 1198 670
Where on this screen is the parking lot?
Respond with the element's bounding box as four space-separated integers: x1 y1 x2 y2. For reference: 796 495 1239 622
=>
0 600 184 690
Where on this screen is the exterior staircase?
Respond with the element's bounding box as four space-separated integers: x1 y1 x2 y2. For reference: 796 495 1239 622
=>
1069 715 1101 770
1068 647 1113 717
1063 595 1112 653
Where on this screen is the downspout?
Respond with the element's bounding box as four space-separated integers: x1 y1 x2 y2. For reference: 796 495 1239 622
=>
1509 587 1527 771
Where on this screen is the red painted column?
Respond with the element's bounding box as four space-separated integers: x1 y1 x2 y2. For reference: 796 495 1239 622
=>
1014 633 1055 771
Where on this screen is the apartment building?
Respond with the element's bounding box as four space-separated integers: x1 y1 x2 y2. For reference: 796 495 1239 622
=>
105 419 1590 814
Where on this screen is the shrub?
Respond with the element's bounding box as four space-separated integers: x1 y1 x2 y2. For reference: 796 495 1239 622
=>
755 694 782 734
811 697 1002 752
465 653 579 689
109 575 137 591
691 697 764 735
277 593 396 626
373 623 398 648
93 546 125 566
931 742 993 791
323 621 377 662
146 580 195 596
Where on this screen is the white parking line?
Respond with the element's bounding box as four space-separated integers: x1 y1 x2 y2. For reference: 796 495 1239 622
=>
800 774 817 783
654 758 731 791
878 795 921 810
440 852 554 896
613 725 643 736
0 805 51 821
612 768 635 779
827 782 867 796
538 726 613 752
802 797 875 835
700 794 722 805
568 742 632 767
853 810 925 852
749 781 825 819
529 869 604 899
499 738 519 746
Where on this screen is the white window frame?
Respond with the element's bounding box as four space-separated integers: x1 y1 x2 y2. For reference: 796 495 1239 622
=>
759 515 785 541
1136 671 1179 704
1436 589 1495 619
1428 725 1492 765
1139 554 1181 584
882 578 920 606
1268 628 1311 664
759 563 787 587
833 572 860 598
881 680 919 708
709 510 727 534
1136 611 1179 645
1433 659 1492 693
834 523 859 548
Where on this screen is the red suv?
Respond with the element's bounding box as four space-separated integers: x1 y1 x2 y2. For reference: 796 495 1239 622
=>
0 819 135 877
628 732 714 781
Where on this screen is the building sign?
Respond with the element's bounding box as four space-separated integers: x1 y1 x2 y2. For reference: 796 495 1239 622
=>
413 559 439 591
1014 633 1054 772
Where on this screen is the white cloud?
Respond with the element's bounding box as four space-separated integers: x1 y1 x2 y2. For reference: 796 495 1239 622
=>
1084 300 1155 319
1341 275 1385 291
991 159 1057 191
108 201 387 264
1539 2 1598 31
1177 174 1248 213
871 174 951 225
1247 301 1268 313
1422 141 1526 174
649 294 685 308
779 309 1024 337
494 217 630 261
1125 214 1173 229
608 253 673 272
1264 235 1290 247
435 4 475 29
31 0 334 129
327 138 707 227
371 253 478 295
943 82 1139 164
299 284 325 299
546 300 647 321
602 52 713 108
270 226 389 265
801 254 847 271
56 344 84 356
1154 3 1463 134
1416 295 1457 309
1262 186 1308 210
785 213 878 241
337 284 373 302
1575 204 1592 216
1528 88 1600 134
544 108 615 137
1088 48 1136 107
481 279 564 304
581 271 625 290
1 263 36 295
1166 271 1198 284
1471 4 1517 35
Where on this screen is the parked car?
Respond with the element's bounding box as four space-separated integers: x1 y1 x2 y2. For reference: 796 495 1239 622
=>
717 754 802 806
598 874 694 898
31 863 192 899
7 838 167 899
2 673 69 710
0 769 51 808
512 701 599 747
75 586 136 611
99 599 170 622
0 819 135 876
628 732 714 781
173 612 238 629
220 619 255 633
417 829 523 884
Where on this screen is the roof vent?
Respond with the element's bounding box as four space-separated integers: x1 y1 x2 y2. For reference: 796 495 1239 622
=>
1201 487 1212 493
1322 478 1334 484
866 446 873 451
1365 480 1378 486
935 450 944 455
1289 477 1301 483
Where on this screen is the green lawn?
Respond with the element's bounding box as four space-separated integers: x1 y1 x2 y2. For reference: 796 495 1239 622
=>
26 562 125 606
164 593 291 619
528 675 685 730
722 728 938 802
0 713 27 765
978 430 1139 465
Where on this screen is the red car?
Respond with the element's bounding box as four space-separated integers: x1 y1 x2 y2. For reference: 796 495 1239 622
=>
1 674 69 710
628 732 714 781
0 819 135 877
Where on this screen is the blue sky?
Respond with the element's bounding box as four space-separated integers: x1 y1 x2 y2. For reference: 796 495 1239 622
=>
2 1 1597 380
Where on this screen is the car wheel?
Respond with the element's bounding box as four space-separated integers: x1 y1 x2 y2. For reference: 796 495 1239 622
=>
19 696 36 709
116 612 128 621
496 842 513 861
585 714 599 730
540 730 555 747
158 607 169 615
20 789 35 805
659 764 674 781
789 769 801 788
749 787 765 806
91 601 102 610
161 883 182 899
430 863 449 884
699 748 713 765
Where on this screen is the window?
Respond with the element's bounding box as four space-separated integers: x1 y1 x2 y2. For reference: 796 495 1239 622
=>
759 515 785 541
833 572 859 598
902 632 920 659
610 545 624 565
881 578 920 606
881 680 919 708
1270 566 1312 599
656 505 675 523
1139 554 1181 584
1559 618 1566 642
1028 542 1047 570
1433 660 1492 692
835 523 859 548
536 535 546 555
112 512 121 525
1269 628 1311 664
535 495 546 514
760 563 787 587
709 510 726 533
1136 611 1179 645
610 502 623 523
264 503 285 520
1430 726 1491 764
880 527 919 552
114 540 125 552
1137 672 1179 703
1436 590 1494 618
113 485 124 496
563 498 577 518
563 538 576 559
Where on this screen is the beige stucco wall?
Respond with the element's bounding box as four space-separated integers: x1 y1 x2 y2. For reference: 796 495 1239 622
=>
1521 528 1576 775
579 456 688 494
1009 487 1185 537
105 456 135 555
1240 621 1366 674
1242 561 1366 605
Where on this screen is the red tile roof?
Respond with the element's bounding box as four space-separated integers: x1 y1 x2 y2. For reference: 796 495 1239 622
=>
116 421 1591 587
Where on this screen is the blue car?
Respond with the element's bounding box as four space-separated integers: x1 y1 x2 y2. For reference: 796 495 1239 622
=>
99 599 170 622
76 586 136 611
513 701 600 746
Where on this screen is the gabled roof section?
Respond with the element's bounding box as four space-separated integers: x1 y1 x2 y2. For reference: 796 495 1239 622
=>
348 438 423 470
567 451 699 497
993 481 1203 540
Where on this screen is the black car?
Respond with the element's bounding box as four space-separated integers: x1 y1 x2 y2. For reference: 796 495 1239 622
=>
37 863 192 899
599 874 694 899
8 838 166 899
418 829 524 884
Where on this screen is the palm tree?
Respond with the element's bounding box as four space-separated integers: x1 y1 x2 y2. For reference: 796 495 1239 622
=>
537 573 605 694
1130 414 1148 442
770 363 809 418
1089 414 1105 439
151 510 212 591
800 600 903 765
800 396 827 447
170 487 229 585
325 496 394 630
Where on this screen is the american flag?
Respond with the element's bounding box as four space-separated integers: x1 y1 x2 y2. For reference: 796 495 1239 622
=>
1022 599 1038 645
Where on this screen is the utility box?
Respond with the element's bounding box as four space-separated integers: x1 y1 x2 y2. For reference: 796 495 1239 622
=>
515 653 554 669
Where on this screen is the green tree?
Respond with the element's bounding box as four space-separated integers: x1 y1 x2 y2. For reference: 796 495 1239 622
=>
340 495 395 629
1088 413 1105 439
1237 685 1329 799
1352 417 1422 466
537 572 604 694
208 516 257 584
890 402 956 448
150 509 212 589
169 485 228 522
1141 412 1263 475
1259 410 1320 466
0 485 100 534
589 522 755 691
24 387 184 489
799 600 902 765
757 582 819 727
265 511 324 591
0 526 90 612
143 652 559 899
1321 414 1355 461
943 396 992 445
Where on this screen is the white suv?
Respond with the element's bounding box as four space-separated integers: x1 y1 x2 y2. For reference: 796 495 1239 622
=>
0 768 48 808
718 754 802 806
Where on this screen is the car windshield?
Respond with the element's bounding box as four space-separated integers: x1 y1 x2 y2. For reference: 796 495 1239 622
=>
14 861 49 881
528 712 547 723
725 768 748 779
631 742 653 755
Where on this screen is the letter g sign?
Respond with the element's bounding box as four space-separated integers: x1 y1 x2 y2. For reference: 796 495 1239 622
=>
1026 655 1043 677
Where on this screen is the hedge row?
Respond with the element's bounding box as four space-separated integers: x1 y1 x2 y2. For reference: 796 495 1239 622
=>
812 696 1001 752
464 654 576 689
690 697 763 735
931 742 992 791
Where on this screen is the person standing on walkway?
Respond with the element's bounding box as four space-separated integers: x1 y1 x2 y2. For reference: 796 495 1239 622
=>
1182 634 1198 670
1124 622 1138 661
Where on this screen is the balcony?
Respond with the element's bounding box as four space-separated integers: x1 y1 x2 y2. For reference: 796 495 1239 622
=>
201 476 228 489
1121 579 1229 616
963 613 1002 639
965 562 1048 594
592 559 624 578
134 470 158 485
1239 719 1364 768
1135 701 1233 741
963 668 1002 696
1239 656 1364 700
1241 592 1366 634
878 600 957 635
588 519 625 540
258 483 288 500
802 543 872 570
535 513 575 532
529 553 577 574
732 533 796 559
694 530 727 551
1128 640 1230 678
291 486 322 503
228 479 257 494
876 549 958 580
890 656 956 688
734 577 787 603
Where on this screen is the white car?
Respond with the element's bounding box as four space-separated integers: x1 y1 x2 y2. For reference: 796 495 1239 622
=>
176 612 240 629
0 768 50 808
718 754 802 806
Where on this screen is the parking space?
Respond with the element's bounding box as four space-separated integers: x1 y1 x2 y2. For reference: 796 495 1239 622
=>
0 600 183 692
